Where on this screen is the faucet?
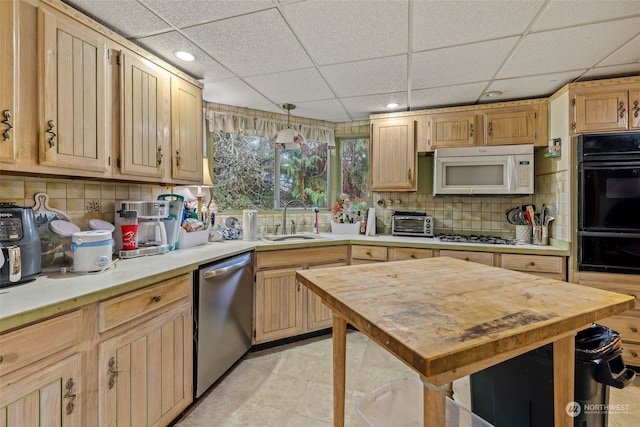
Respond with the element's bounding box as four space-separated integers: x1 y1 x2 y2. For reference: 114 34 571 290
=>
282 200 307 235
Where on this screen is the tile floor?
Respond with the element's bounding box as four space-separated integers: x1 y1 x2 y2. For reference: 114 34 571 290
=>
175 331 640 427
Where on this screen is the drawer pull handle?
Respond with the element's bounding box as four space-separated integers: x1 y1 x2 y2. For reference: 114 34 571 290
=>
529 262 535 266
152 295 162 302
107 357 117 389
410 254 416 259
366 251 372 256
631 327 638 333
65 378 76 415
631 351 638 358
464 257 470 261
0 355 3 363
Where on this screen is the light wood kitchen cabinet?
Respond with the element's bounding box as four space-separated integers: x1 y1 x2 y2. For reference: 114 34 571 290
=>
574 271 640 367
572 85 640 133
38 4 110 176
429 112 478 149
97 273 193 427
388 247 433 261
483 107 537 146
350 244 388 264
438 249 495 266
0 309 84 426
170 77 203 183
500 253 566 280
370 117 417 191
0 353 83 427
0 0 19 165
254 246 349 343
116 49 170 181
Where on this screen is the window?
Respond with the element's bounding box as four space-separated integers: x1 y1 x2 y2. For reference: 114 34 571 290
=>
340 138 370 213
212 131 328 210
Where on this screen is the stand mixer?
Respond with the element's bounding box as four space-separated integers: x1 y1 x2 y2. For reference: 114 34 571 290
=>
114 201 170 258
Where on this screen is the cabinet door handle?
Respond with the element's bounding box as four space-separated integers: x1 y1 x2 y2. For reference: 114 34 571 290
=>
47 120 56 147
156 146 163 166
0 355 3 363
2 109 13 141
633 100 639 118
618 101 626 119
175 148 181 167
470 123 475 137
407 168 412 180
152 295 161 302
65 378 76 415
107 357 117 389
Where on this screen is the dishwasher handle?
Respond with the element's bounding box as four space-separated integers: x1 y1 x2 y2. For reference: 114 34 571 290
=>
202 255 252 279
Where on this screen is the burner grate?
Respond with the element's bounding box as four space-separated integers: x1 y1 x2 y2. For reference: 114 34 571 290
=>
437 234 517 245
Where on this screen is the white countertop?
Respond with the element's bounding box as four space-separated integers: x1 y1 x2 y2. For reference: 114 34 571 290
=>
0 233 568 332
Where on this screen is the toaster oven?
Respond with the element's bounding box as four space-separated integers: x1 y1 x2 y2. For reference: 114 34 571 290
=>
391 211 434 237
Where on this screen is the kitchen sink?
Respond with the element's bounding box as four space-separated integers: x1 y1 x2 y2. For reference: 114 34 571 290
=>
259 233 332 243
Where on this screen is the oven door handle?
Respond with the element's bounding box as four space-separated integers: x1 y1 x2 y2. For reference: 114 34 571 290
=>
579 230 640 238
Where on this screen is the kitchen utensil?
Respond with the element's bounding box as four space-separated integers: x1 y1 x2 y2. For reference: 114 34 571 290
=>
526 205 537 225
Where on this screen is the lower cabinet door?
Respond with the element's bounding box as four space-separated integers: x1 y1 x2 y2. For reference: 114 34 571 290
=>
98 303 193 427
254 268 304 343
0 353 83 427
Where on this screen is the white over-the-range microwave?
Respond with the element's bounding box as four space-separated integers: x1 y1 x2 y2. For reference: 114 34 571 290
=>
433 144 534 196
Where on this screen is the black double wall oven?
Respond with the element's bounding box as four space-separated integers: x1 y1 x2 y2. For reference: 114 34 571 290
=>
577 132 640 274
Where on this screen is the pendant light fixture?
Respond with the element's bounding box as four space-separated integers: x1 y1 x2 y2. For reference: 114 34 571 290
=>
271 103 305 150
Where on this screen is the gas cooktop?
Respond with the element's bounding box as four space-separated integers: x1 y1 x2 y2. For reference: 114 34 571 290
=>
437 234 518 245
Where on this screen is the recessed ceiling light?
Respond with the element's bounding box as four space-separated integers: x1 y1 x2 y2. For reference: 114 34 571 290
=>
483 91 503 98
174 51 195 62
386 103 399 109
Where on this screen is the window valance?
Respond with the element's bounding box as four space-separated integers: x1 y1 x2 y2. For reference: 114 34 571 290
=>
205 110 335 146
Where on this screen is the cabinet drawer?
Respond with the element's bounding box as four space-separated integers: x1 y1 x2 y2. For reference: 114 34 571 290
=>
597 311 640 343
99 273 191 332
501 254 565 274
439 250 494 266
256 246 348 269
619 341 640 367
351 245 388 261
388 247 433 261
0 310 82 376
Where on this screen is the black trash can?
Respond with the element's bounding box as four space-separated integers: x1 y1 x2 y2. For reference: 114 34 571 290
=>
470 324 636 427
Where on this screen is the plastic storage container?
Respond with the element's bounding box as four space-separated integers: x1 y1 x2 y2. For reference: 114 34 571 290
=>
71 230 113 272
357 377 493 427
470 324 636 427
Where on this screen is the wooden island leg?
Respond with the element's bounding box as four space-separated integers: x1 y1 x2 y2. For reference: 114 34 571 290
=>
333 314 347 427
553 334 576 427
421 376 447 427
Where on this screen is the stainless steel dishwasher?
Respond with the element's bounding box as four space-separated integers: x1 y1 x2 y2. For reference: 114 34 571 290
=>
194 251 253 398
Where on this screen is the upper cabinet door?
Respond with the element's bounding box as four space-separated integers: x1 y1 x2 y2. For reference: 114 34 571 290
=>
484 108 536 146
370 117 417 191
429 113 477 149
630 89 640 130
170 77 202 183
0 0 18 164
573 90 629 133
39 5 110 175
118 50 170 180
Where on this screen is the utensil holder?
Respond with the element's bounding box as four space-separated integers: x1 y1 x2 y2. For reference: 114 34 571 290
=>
532 225 548 245
515 225 532 244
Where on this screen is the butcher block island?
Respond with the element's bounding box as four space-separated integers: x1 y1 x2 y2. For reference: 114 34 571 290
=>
295 257 635 427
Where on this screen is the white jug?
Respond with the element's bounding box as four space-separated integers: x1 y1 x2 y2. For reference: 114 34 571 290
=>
242 210 258 241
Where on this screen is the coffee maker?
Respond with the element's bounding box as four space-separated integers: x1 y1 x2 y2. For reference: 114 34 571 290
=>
114 201 170 258
0 202 42 287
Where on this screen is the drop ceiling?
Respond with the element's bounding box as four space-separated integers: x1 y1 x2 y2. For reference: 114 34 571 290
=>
63 0 640 122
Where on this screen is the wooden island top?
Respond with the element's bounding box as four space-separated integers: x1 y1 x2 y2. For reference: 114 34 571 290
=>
296 256 635 427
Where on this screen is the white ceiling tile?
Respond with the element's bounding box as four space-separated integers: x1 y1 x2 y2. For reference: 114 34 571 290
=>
320 56 407 98
411 83 489 110
498 17 640 79
412 0 544 51
480 71 586 103
599 34 640 66
282 0 408 64
65 0 171 37
412 38 519 89
580 63 640 80
532 0 640 32
202 79 272 107
143 0 277 28
285 100 351 122
134 32 234 80
244 68 335 103
341 93 409 120
183 9 313 76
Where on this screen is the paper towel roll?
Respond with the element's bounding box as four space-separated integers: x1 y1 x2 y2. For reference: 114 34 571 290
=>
365 208 376 236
